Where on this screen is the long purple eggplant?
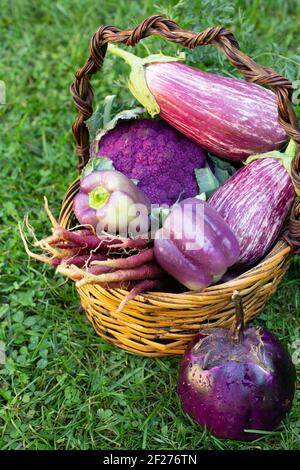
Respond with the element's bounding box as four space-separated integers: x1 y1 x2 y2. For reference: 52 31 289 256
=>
107 45 287 161
208 141 298 266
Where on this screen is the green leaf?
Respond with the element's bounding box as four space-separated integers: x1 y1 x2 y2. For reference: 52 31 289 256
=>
0 304 9 319
64 386 81 404
36 358 48 369
195 165 219 197
102 95 117 127
22 393 31 403
210 156 236 185
39 349 48 359
210 156 234 171
0 389 12 402
195 157 236 198
97 408 113 420
11 290 35 307
12 311 24 323
17 290 36 307
85 105 104 139
3 201 18 220
294 104 300 119
87 93 146 156
214 167 229 182
92 106 145 156
86 95 116 139
23 316 37 327
81 156 115 179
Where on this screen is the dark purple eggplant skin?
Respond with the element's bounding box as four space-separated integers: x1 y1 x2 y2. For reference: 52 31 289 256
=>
178 328 296 441
208 158 294 267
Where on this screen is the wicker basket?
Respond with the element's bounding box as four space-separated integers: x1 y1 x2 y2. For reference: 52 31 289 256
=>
59 15 300 357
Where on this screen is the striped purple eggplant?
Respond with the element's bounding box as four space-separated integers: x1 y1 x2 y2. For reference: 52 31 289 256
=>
107 45 287 161
208 142 298 266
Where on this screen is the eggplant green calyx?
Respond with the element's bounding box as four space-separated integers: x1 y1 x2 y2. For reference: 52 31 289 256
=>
107 43 185 117
88 186 109 209
245 139 300 196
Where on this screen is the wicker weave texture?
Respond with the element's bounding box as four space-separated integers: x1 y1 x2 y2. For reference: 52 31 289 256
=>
77 252 290 356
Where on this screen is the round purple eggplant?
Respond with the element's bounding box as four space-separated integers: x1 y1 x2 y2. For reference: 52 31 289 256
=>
177 293 296 441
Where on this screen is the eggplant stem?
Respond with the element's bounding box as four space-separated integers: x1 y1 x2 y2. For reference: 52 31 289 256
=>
231 290 244 343
284 139 299 159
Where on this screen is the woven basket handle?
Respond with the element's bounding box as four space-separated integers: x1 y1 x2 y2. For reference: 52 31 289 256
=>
70 14 300 250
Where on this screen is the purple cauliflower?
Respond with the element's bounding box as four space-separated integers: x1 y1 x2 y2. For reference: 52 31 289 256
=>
95 119 208 205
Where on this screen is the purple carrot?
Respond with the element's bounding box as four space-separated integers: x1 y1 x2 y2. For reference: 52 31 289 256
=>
54 228 122 250
62 253 107 267
109 236 151 250
50 258 62 266
91 248 154 269
52 243 79 250
46 226 150 252
116 279 169 312
42 227 93 245
61 232 115 250
87 265 116 275
76 261 165 286
56 263 114 281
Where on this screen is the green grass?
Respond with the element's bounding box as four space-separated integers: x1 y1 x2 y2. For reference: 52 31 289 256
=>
0 0 300 450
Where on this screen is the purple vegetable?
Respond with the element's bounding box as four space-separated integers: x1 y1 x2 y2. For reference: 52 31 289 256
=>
79 261 165 284
107 45 287 161
95 118 209 205
73 169 151 236
154 198 239 290
62 253 107 267
90 247 154 269
178 292 296 441
208 141 298 266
